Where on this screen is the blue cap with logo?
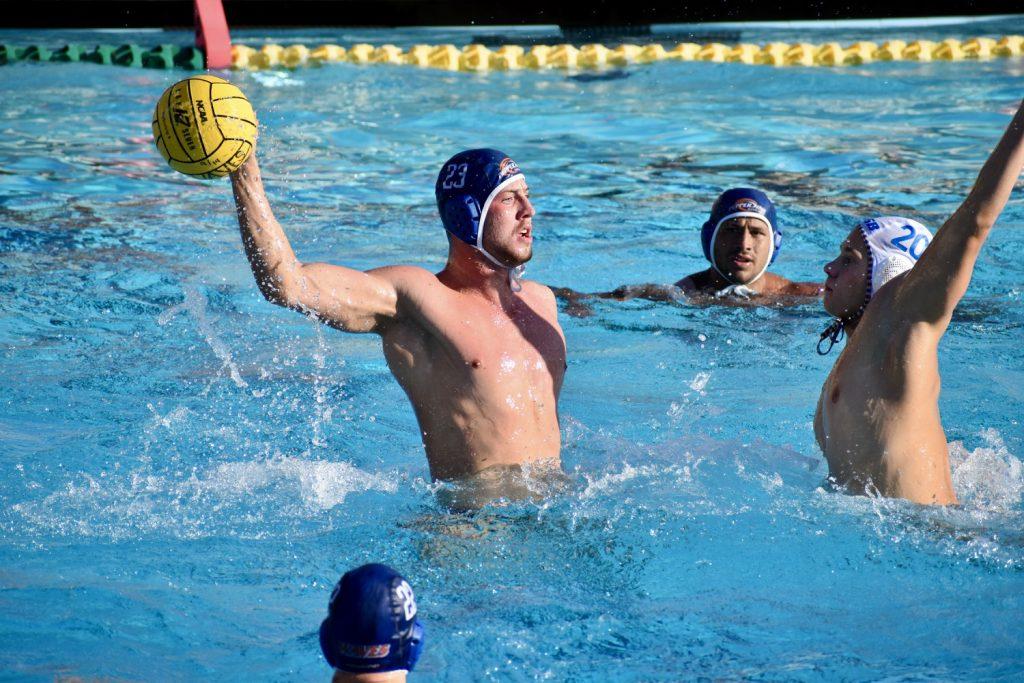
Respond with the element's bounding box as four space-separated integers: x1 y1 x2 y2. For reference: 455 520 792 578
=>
435 148 526 269
319 563 425 674
700 188 782 275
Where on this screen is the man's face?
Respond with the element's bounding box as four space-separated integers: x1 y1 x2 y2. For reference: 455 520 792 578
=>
712 217 772 284
823 227 871 318
481 178 534 267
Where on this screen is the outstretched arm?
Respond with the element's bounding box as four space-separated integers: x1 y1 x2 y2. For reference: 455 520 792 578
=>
899 98 1024 327
597 283 684 302
550 286 596 318
783 280 824 298
550 283 685 318
230 153 400 333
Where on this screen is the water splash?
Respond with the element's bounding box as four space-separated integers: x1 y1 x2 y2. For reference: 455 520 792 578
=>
157 285 248 390
950 428 1024 513
12 456 397 541
820 429 1024 570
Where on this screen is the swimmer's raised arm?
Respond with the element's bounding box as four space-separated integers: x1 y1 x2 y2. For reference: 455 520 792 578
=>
230 154 399 334
899 98 1024 328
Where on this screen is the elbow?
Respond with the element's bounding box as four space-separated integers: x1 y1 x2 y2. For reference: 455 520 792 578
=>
262 289 293 308
256 273 300 309
972 213 997 236
964 199 998 236
259 286 289 308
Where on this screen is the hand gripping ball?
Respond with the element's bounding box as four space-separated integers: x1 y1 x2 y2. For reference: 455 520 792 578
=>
152 75 257 179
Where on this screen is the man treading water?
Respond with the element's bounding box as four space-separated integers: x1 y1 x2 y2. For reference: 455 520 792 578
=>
675 188 821 300
229 148 566 488
554 188 820 315
815 98 1024 505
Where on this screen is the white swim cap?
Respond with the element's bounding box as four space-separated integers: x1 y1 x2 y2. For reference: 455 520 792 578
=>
858 216 933 300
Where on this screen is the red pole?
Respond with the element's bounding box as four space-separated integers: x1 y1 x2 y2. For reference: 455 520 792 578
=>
194 0 232 70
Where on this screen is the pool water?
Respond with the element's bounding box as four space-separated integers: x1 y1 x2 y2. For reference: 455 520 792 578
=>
3 17 1024 681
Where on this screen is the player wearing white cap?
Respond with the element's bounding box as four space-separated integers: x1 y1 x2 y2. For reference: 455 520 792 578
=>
814 98 1024 505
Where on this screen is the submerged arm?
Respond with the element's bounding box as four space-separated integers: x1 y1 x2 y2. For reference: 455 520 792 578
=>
597 283 684 302
550 286 596 318
899 98 1024 327
550 283 685 318
229 154 400 333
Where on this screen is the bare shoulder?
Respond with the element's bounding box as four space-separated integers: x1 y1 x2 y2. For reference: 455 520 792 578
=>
366 264 442 294
875 281 943 347
364 266 450 331
756 273 822 299
782 279 824 297
520 280 558 309
675 271 708 293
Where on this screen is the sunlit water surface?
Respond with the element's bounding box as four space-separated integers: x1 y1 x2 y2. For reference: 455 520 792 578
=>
2 19 1024 681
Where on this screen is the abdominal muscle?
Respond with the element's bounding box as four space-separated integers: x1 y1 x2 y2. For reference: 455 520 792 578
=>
381 311 565 483
412 387 562 481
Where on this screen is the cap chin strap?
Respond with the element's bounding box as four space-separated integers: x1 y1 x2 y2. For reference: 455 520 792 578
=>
470 243 526 292
709 212 774 289
475 173 528 293
509 264 525 293
818 247 872 355
715 284 757 299
817 317 847 355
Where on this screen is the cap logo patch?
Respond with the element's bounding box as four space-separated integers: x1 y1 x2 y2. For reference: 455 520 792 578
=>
339 643 391 659
731 199 764 214
498 157 521 180
862 218 881 233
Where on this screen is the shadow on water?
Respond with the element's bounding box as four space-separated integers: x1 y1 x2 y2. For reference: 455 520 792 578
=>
567 70 631 83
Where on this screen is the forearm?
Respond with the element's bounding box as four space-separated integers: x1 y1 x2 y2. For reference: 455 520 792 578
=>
230 154 302 304
598 284 680 302
901 99 1024 322
955 98 1024 233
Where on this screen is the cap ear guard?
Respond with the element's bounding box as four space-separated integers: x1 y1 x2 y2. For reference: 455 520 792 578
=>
769 227 782 265
700 218 716 262
873 253 914 294
405 620 425 671
319 617 343 670
440 194 482 245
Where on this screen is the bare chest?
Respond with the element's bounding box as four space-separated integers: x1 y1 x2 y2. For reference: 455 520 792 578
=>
817 341 879 441
384 296 566 396
446 312 566 391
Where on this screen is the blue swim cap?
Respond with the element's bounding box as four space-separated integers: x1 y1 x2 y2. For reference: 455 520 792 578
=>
319 563 425 674
700 189 782 278
435 148 526 269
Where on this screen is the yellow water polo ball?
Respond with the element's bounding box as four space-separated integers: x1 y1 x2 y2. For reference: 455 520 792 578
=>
152 75 257 179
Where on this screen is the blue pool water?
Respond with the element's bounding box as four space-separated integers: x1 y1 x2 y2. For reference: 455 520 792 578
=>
3 17 1024 680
